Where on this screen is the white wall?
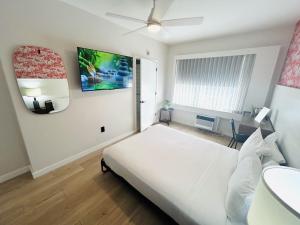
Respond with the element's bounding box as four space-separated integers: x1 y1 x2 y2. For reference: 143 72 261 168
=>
0 0 168 175
270 85 300 169
0 62 29 177
166 26 294 135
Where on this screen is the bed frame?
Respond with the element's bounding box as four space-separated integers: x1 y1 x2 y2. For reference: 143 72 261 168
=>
100 157 177 224
101 158 110 173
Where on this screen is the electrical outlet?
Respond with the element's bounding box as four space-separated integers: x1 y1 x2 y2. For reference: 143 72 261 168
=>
100 126 105 133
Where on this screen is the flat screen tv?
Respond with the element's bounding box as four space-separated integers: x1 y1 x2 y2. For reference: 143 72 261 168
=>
77 47 133 91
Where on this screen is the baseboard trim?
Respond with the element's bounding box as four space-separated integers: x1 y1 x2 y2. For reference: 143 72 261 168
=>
32 130 137 179
0 166 30 183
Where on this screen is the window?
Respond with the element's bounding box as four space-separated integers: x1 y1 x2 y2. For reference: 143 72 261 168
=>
173 54 255 113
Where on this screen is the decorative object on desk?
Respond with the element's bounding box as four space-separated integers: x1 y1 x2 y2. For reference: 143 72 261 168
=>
255 107 271 123
228 119 249 149
251 106 262 117
248 166 300 225
159 107 174 126
13 45 69 114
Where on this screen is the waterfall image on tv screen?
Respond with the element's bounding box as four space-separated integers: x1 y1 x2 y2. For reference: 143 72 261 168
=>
77 47 133 91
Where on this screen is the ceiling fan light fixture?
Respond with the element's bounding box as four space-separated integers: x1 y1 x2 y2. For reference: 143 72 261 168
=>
106 0 204 36
147 23 161 32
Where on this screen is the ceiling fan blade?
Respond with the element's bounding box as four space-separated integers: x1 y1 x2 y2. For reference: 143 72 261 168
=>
152 0 174 21
148 0 155 21
161 17 204 27
123 26 147 36
106 12 147 24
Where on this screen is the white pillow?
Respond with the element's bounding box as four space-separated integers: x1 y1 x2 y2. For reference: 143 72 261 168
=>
226 155 262 224
238 128 265 162
264 131 279 143
239 129 286 164
263 133 286 164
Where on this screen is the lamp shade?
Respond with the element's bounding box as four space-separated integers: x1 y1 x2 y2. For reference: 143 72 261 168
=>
248 166 300 225
21 88 41 97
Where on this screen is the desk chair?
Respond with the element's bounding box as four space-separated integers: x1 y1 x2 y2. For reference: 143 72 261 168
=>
228 119 249 149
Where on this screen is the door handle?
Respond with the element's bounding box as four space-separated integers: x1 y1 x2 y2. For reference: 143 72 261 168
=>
140 100 146 103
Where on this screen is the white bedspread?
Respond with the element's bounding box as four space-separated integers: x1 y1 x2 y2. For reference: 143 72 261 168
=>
103 125 238 225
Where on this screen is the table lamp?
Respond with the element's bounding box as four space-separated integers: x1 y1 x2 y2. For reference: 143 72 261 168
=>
248 166 300 225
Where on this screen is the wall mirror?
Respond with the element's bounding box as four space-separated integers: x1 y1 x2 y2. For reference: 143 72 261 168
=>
13 46 69 114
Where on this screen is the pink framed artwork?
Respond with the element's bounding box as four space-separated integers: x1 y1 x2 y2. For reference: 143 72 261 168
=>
13 46 67 79
278 21 300 88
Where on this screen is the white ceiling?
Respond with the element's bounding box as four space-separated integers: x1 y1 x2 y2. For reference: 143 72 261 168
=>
62 0 300 45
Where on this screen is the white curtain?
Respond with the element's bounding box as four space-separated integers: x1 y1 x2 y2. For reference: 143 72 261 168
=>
173 54 256 113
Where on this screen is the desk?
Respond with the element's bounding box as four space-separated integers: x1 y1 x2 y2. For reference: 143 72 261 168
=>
238 114 274 138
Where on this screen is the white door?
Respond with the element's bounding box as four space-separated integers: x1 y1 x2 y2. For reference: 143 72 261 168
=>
140 58 157 131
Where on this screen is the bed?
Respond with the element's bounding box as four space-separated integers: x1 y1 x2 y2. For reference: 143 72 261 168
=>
102 124 239 225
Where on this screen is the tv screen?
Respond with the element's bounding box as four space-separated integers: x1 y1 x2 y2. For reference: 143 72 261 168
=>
77 47 133 91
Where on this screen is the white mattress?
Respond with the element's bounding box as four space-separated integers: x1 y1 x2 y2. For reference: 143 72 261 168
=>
103 125 239 225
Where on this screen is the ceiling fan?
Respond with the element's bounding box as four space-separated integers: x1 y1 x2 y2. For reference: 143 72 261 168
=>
106 0 204 35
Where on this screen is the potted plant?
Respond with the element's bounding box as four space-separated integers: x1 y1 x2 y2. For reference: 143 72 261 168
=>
163 100 172 110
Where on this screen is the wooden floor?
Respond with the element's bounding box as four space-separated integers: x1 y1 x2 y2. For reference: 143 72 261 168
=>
169 122 230 146
0 123 231 225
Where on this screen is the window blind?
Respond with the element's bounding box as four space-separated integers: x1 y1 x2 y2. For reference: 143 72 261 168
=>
173 54 255 113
